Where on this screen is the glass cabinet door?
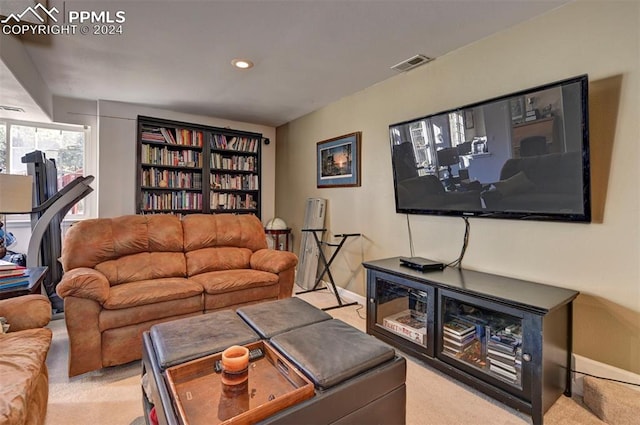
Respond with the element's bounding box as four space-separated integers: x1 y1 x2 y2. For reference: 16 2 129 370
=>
371 272 434 356
438 289 528 395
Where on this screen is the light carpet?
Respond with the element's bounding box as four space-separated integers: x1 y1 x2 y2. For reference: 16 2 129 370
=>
44 288 602 425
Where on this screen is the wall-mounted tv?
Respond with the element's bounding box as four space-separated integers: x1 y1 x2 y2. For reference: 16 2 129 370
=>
389 75 590 222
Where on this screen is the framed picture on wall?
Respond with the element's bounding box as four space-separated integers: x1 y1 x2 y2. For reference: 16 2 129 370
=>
316 132 361 188
510 97 524 122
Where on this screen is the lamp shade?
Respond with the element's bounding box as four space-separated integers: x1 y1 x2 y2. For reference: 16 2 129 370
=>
266 217 287 230
0 174 33 213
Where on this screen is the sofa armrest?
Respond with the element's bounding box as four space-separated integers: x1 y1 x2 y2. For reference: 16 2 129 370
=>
0 294 51 332
250 249 298 274
56 267 110 304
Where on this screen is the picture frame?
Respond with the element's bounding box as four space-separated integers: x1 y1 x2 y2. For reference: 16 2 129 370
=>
510 97 524 122
316 132 361 188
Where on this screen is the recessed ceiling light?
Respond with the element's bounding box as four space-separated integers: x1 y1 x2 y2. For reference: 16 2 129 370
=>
231 59 254 69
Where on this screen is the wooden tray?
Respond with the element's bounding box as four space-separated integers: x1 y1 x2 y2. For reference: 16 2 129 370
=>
165 340 314 425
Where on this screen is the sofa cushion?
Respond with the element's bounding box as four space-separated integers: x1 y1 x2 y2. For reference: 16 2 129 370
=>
191 269 279 294
186 247 252 276
182 214 267 252
96 252 187 285
0 328 52 425
61 214 184 271
102 278 203 309
99 296 203 331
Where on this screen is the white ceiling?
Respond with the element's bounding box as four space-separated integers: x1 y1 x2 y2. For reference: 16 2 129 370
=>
2 0 569 127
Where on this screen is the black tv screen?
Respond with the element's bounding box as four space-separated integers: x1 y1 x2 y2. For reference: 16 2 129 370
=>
389 75 590 222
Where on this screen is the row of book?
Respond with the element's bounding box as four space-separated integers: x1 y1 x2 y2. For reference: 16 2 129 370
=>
210 153 257 172
487 326 522 383
210 174 259 191
0 260 29 290
141 145 203 168
141 191 203 211
141 168 203 190
211 135 259 153
210 193 257 211
141 126 204 147
442 318 477 358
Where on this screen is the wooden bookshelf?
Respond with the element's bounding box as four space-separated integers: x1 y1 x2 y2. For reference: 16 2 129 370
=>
136 116 262 217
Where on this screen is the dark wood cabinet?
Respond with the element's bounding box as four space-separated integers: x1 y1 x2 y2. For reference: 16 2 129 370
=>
136 116 262 217
363 257 578 425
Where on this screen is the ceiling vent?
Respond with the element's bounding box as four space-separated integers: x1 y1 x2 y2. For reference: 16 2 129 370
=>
391 54 433 73
0 105 26 113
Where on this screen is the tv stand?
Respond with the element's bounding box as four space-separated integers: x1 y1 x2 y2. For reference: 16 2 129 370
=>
363 257 579 425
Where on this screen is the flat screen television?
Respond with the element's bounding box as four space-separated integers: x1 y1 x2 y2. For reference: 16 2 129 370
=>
389 75 590 222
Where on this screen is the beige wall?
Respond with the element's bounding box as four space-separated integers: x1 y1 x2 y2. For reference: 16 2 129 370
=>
275 1 640 373
94 100 277 222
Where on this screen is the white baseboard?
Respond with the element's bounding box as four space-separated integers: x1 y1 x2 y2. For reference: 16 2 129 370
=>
295 281 367 307
572 354 640 395
317 281 367 306
334 285 366 306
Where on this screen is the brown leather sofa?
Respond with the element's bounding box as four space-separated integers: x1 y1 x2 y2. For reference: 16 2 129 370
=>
0 294 52 425
56 213 298 377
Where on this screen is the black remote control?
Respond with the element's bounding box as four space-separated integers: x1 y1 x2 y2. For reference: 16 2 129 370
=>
248 347 265 361
214 347 265 373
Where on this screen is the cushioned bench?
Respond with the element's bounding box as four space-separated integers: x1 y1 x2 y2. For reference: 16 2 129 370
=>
141 298 406 424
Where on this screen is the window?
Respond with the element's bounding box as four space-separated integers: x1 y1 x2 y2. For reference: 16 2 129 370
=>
448 111 465 147
0 119 94 220
409 121 435 175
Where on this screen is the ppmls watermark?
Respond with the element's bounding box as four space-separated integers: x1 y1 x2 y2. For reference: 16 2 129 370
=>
1 3 126 36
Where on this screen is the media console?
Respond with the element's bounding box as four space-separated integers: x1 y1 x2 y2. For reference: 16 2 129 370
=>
363 257 579 425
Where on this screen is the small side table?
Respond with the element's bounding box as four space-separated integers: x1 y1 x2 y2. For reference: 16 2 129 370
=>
265 228 291 251
0 266 48 300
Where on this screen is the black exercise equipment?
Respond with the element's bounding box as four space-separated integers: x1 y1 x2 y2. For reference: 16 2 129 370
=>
23 150 94 312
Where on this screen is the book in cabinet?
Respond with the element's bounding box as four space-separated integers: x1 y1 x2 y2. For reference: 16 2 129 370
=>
136 116 262 217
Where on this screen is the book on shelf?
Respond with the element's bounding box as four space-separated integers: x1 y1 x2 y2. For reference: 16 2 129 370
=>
489 330 521 351
443 333 475 347
0 267 27 278
0 260 24 271
382 309 427 345
487 347 516 361
487 356 519 374
443 318 476 337
0 275 30 289
141 127 166 143
489 363 519 382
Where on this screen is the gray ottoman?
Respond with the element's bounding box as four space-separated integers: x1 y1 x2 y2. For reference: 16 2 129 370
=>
237 297 332 338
